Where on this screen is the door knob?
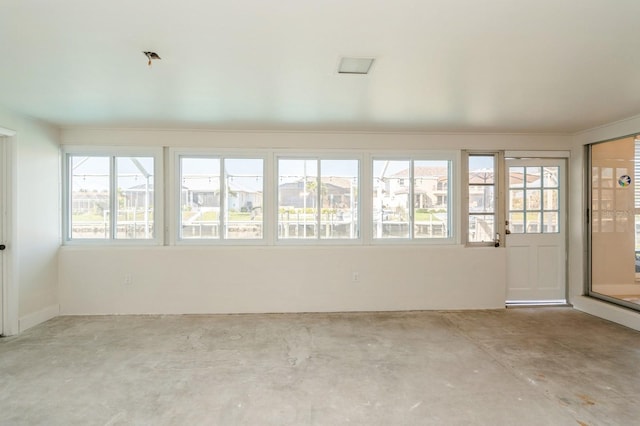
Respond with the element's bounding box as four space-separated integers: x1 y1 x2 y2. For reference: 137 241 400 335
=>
0 244 6 250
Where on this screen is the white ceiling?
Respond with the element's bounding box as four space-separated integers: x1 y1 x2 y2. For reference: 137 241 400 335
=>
2 0 640 133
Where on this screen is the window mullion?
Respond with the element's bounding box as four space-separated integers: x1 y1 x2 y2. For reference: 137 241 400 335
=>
64 154 72 240
316 159 321 239
409 160 414 239
220 157 225 240
110 156 117 240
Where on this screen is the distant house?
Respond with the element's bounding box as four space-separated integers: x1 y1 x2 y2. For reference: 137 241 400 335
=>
468 169 495 211
468 169 543 212
227 180 263 212
279 177 355 209
381 166 448 209
121 184 155 210
71 190 109 214
178 176 262 212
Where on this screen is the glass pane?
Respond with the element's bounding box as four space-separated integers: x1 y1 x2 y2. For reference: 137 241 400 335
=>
469 156 494 184
181 157 221 239
592 167 600 188
320 159 359 239
543 212 559 233
116 157 154 239
543 189 558 210
600 188 613 210
616 167 629 182
526 212 541 233
509 167 525 188
526 189 542 210
527 167 542 188
373 160 410 238
636 214 640 251
509 212 525 234
70 156 110 239
414 160 449 239
224 158 263 239
469 185 495 213
278 159 318 239
469 214 495 243
543 167 559 188
592 210 600 233
601 167 613 188
509 190 524 210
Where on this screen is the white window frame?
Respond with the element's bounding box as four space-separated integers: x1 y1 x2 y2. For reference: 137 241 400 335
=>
275 153 363 245
171 149 269 246
62 146 164 245
370 151 458 245
462 150 504 247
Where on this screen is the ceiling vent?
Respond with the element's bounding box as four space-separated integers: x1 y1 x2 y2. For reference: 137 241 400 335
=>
338 57 375 75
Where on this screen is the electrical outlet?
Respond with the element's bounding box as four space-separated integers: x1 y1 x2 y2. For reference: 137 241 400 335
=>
352 272 359 282
124 274 132 285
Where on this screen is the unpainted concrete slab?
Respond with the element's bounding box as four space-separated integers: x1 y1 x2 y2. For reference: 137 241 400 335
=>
1 308 638 425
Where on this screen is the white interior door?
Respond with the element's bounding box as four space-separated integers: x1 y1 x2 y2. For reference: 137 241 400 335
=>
505 158 566 303
0 137 3 334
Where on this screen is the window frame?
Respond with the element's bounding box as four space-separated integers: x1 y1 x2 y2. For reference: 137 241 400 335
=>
275 153 363 245
462 150 504 247
170 149 268 246
63 147 463 247
370 151 458 245
62 146 164 245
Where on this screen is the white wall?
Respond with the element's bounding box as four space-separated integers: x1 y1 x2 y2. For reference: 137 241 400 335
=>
59 128 571 315
59 246 506 314
0 106 60 334
571 114 640 331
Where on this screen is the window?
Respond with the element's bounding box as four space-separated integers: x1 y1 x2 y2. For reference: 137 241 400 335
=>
467 154 498 244
65 151 160 242
373 158 452 240
64 148 463 245
179 156 264 240
277 158 359 240
507 165 559 234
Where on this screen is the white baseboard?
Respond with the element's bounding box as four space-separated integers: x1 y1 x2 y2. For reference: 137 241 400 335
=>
573 296 640 332
18 304 59 333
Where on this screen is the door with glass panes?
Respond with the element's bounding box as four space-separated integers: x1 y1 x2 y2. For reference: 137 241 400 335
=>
505 159 566 303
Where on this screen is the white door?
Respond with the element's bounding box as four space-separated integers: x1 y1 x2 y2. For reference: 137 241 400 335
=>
505 158 566 303
0 137 3 334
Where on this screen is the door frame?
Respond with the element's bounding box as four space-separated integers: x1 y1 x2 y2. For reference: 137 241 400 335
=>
504 151 570 305
0 126 16 336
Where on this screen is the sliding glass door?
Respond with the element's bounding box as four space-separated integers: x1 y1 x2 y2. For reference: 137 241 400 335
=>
589 135 640 309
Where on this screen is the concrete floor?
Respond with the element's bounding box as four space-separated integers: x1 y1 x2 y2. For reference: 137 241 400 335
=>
1 308 639 425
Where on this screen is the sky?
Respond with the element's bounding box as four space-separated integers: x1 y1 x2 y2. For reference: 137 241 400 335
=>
71 155 495 191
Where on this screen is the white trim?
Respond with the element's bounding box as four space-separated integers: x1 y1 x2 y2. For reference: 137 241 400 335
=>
505 150 570 158
62 146 164 245
275 154 364 244
370 152 458 245
573 296 640 332
462 150 503 248
62 145 460 247
18 304 59 333
171 148 269 245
